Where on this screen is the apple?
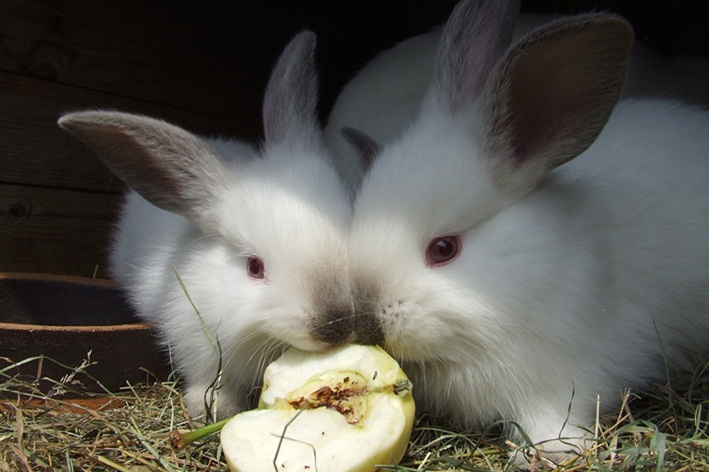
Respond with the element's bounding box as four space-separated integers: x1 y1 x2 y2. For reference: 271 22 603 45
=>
221 344 415 472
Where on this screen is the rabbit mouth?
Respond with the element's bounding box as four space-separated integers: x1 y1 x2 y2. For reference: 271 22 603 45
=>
286 337 340 353
288 326 357 353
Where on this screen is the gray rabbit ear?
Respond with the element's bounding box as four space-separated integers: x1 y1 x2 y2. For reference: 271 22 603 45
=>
340 126 381 172
431 0 520 114
480 15 633 190
58 110 230 232
262 30 322 152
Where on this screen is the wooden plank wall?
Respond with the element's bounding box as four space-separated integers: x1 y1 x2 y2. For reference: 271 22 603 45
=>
0 0 267 277
0 0 706 278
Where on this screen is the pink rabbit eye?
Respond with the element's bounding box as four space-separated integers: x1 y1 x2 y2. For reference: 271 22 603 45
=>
426 236 460 267
246 256 265 279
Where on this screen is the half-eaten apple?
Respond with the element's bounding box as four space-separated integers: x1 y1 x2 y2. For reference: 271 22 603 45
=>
221 344 415 472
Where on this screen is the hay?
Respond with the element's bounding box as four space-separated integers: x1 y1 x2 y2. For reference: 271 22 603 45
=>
1 354 707 471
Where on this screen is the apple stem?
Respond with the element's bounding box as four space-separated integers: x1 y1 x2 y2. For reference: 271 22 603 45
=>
394 379 414 396
169 417 232 450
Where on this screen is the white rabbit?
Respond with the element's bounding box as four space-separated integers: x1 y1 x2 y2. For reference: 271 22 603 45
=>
58 31 355 421
345 0 709 463
326 3 709 189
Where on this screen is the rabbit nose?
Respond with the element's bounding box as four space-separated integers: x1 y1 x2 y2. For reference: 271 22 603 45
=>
352 281 384 345
354 312 384 346
312 305 355 344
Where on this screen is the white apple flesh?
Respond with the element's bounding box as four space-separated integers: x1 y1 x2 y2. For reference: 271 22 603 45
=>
221 344 415 472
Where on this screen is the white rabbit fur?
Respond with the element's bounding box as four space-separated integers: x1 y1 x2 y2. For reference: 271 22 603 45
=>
343 0 709 463
58 32 355 421
325 8 709 189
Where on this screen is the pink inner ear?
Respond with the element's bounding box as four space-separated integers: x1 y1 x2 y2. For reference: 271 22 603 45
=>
457 25 506 110
506 46 579 162
433 0 519 114
495 20 631 167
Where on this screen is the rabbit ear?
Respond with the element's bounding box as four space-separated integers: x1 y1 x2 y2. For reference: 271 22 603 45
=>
480 15 633 190
262 30 322 152
431 0 520 114
340 126 380 172
58 110 230 232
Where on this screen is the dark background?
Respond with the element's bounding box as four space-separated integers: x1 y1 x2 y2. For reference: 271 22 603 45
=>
0 0 706 277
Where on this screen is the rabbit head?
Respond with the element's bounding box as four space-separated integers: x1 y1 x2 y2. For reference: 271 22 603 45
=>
59 31 355 417
349 0 631 360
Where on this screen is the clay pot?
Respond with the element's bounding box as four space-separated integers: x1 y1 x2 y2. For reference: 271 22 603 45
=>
0 273 171 394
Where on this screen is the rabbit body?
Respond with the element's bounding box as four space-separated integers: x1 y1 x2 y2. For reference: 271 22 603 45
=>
353 98 709 446
343 0 709 460
59 32 355 420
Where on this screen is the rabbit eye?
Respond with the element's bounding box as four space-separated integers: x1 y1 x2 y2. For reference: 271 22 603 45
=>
247 256 265 279
425 236 460 267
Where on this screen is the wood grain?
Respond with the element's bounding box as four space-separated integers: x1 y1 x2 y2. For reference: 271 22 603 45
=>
0 183 120 276
0 71 259 191
0 0 265 122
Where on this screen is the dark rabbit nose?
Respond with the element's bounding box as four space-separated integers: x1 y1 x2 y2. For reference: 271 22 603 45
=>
312 304 355 344
352 284 384 345
354 311 384 346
